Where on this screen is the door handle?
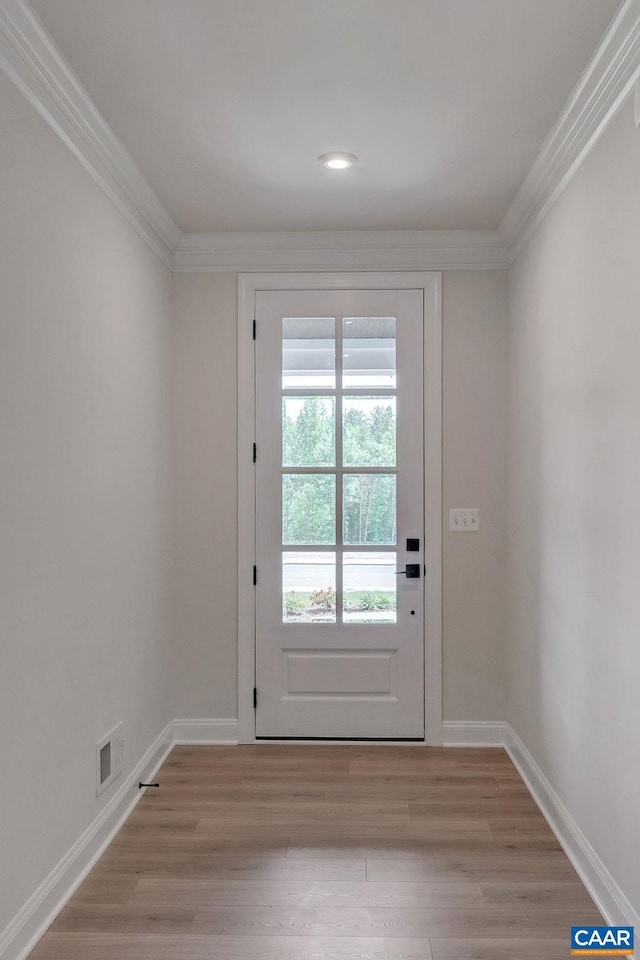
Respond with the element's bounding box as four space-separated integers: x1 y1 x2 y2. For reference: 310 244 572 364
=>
395 564 421 579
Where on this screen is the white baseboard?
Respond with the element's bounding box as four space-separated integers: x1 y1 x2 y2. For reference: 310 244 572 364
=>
172 717 239 744
251 739 430 746
505 723 639 932
442 720 506 746
0 722 173 960
6 716 637 960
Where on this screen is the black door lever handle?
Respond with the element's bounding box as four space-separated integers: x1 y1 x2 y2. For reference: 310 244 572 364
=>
395 564 421 579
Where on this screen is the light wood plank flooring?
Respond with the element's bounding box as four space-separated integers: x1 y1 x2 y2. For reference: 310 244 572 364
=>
29 746 601 960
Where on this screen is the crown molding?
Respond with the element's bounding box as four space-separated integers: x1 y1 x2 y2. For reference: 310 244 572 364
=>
173 229 508 272
0 0 181 268
501 0 640 264
3 0 635 274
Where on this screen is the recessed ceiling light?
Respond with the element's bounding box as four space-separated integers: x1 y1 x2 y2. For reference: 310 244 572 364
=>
319 152 357 170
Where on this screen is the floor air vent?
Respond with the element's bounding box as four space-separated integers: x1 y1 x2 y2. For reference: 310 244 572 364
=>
96 723 122 796
99 742 111 785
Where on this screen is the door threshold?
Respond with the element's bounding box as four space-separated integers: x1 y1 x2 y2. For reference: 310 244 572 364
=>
254 736 425 743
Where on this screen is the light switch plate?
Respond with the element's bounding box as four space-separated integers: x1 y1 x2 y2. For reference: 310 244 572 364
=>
449 508 479 531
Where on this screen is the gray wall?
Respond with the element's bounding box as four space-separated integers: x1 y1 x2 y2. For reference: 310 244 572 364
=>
0 78 173 931
171 270 509 723
5 35 640 945
171 273 239 718
507 97 640 914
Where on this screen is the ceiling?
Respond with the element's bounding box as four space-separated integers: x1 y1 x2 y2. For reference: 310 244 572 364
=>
28 0 620 234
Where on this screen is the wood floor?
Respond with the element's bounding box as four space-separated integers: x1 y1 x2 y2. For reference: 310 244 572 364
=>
30 746 601 960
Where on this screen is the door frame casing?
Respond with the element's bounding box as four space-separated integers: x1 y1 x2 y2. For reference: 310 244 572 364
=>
238 272 442 745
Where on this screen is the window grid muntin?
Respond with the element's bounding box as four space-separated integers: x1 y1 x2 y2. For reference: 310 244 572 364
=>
281 314 398 624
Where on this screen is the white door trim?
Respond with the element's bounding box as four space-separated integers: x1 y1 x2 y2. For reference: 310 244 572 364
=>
238 272 442 745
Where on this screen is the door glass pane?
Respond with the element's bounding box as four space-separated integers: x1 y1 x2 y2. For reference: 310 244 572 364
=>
283 474 336 545
343 317 396 388
283 318 335 388
343 553 397 623
283 397 335 467
343 474 396 545
343 397 396 467
283 552 336 623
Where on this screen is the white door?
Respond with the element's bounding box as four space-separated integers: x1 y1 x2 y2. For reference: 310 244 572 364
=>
255 289 424 738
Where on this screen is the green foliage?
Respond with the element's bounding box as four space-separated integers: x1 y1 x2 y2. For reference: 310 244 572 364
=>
343 473 396 545
310 586 336 610
283 591 306 616
343 400 396 544
283 397 335 466
283 589 395 622
343 402 395 467
358 590 396 611
282 396 397 546
282 474 335 544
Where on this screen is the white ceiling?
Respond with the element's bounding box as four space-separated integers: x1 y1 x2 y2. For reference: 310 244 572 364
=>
29 0 619 234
